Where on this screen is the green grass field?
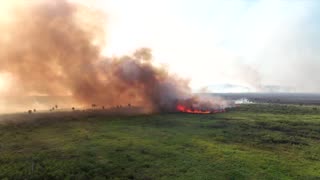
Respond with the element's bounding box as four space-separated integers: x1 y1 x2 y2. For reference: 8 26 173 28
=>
1 104 320 179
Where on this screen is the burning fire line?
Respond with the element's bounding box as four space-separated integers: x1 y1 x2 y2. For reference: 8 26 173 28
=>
176 104 225 114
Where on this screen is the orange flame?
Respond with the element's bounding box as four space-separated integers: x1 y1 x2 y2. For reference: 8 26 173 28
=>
176 104 211 114
176 104 226 114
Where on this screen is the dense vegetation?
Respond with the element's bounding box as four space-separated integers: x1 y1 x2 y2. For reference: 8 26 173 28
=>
0 104 320 179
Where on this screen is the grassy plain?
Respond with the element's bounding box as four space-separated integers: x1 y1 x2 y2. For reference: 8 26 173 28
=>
0 104 320 179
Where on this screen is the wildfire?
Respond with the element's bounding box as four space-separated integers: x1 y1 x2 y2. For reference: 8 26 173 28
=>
175 96 228 114
177 104 225 114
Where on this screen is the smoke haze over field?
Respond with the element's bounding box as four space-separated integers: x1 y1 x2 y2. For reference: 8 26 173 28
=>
0 0 229 113
1 0 319 113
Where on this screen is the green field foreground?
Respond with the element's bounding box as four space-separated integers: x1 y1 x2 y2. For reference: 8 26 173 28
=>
0 104 320 179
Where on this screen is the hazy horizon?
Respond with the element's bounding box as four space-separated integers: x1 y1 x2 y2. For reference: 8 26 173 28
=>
101 0 320 93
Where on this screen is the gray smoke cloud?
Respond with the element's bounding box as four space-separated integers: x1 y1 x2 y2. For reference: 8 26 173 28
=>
0 0 228 113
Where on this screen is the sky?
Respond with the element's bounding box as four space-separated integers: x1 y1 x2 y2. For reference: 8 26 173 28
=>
0 0 319 93
95 0 320 93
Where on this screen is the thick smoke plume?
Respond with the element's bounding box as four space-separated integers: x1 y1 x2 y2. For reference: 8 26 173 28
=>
0 0 228 113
